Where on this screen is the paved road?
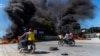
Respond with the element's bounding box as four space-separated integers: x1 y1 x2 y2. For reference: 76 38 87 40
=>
0 40 100 56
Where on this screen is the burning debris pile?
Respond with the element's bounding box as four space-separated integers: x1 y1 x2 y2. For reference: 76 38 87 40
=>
4 0 94 39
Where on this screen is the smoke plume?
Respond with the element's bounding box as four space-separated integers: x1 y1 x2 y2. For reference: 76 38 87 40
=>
5 0 94 38
5 0 36 38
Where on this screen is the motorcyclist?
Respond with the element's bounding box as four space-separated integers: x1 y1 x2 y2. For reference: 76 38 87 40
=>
19 28 27 49
63 32 74 42
63 33 69 42
18 28 36 53
68 32 74 40
26 28 36 52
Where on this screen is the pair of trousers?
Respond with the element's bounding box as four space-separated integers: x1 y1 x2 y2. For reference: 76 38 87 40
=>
19 40 27 48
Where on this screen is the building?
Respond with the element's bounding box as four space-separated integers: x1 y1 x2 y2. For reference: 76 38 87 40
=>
83 33 100 40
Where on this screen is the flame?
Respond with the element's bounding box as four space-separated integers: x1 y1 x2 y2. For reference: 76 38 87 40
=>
75 35 85 40
1 39 9 44
1 38 19 44
12 38 18 43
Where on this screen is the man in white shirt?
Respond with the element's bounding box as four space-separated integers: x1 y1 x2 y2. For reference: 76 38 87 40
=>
63 33 69 42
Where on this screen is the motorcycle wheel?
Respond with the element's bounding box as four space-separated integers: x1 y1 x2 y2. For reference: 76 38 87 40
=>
69 40 75 47
58 40 64 46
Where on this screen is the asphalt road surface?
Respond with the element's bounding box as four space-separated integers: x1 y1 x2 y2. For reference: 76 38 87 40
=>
0 40 100 56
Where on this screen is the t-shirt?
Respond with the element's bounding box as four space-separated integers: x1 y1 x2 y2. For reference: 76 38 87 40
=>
68 33 73 39
27 32 35 41
63 34 69 39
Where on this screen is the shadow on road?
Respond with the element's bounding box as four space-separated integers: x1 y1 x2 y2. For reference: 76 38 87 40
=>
34 51 50 54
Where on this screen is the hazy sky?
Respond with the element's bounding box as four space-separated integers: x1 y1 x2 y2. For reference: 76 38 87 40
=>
0 0 100 37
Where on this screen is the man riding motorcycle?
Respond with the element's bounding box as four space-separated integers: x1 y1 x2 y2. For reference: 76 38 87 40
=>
63 32 73 42
18 28 36 53
26 28 36 51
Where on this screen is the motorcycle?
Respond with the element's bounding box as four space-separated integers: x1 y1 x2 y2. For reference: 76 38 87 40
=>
18 41 36 53
58 39 75 47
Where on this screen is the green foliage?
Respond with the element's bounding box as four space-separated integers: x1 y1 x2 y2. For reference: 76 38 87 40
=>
40 19 56 35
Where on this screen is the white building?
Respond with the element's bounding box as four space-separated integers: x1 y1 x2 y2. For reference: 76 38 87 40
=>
84 33 100 40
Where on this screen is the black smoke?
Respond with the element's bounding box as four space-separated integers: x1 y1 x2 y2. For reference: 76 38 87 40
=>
60 0 94 34
31 0 94 34
5 0 94 38
5 0 36 38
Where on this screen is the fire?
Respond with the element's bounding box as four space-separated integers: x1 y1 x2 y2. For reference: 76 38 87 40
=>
1 38 19 44
74 35 85 40
11 38 18 43
1 39 9 44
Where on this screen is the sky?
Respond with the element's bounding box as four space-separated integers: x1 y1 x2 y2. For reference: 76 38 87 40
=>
78 0 100 28
0 0 100 38
0 0 11 38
